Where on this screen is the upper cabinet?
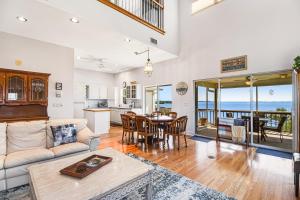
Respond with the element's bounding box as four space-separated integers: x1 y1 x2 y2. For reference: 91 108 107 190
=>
87 84 108 99
0 72 5 105
123 84 142 100
99 86 108 99
28 75 48 104
6 73 27 103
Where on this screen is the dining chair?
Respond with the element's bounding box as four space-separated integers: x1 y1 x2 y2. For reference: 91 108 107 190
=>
120 114 135 144
152 111 162 116
135 116 158 150
126 111 136 117
263 116 287 142
164 116 188 150
168 112 177 119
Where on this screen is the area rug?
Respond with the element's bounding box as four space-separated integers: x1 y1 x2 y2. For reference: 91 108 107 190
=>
191 135 213 143
256 147 292 159
0 154 235 200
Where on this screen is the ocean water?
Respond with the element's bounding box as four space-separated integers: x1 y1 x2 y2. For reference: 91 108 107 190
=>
160 101 292 112
198 101 292 111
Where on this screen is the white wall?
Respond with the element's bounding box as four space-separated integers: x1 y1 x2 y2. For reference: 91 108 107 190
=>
0 31 74 119
74 68 115 89
115 0 300 134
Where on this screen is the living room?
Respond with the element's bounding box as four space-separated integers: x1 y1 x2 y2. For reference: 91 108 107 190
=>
1 0 300 199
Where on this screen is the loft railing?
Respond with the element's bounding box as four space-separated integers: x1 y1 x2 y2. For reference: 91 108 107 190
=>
98 0 165 34
197 109 292 133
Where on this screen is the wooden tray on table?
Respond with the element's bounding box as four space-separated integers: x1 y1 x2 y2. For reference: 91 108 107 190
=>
60 155 112 179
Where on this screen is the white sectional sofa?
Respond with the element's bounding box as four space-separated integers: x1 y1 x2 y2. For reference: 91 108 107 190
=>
0 119 100 191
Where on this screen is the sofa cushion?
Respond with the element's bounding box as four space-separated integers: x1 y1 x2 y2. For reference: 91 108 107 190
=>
51 124 77 147
50 142 89 157
0 155 5 170
46 119 87 148
7 120 47 154
5 148 54 168
0 123 7 155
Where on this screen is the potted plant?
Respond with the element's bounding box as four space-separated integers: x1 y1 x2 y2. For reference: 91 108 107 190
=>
293 56 300 73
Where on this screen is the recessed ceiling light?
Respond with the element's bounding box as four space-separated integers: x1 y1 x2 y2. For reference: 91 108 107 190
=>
16 16 28 22
125 38 131 43
70 17 79 23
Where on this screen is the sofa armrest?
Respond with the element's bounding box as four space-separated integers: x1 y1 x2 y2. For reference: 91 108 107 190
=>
77 127 101 151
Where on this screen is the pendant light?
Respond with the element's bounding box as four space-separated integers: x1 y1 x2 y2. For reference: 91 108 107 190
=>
134 48 153 77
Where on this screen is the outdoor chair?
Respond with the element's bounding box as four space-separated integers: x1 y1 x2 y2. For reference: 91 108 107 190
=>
263 116 288 143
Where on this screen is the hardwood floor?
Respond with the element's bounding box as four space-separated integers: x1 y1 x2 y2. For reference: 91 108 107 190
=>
99 126 296 200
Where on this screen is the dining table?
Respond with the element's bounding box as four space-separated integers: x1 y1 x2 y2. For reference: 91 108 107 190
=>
134 115 176 144
242 116 269 143
146 115 175 123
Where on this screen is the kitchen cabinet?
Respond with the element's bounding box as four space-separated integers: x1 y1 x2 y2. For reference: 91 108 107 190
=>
110 108 131 124
87 84 99 99
107 87 120 106
99 86 108 99
133 84 142 99
87 84 108 99
122 84 142 100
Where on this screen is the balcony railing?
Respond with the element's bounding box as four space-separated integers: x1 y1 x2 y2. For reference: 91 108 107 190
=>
197 109 292 133
98 0 165 34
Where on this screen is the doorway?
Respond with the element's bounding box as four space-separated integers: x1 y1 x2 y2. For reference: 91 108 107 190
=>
195 70 293 152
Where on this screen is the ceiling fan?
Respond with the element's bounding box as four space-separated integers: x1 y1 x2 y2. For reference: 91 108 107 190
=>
76 55 109 69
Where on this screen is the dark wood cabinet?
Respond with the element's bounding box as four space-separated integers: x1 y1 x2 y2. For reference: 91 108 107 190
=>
0 68 50 122
0 72 5 105
28 75 48 104
6 73 27 104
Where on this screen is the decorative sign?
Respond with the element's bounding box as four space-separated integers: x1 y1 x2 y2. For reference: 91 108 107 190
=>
55 82 62 90
221 55 247 73
176 82 188 96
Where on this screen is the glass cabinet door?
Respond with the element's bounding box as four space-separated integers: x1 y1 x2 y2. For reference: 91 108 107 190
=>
0 72 5 104
29 76 48 103
6 73 27 102
131 85 136 98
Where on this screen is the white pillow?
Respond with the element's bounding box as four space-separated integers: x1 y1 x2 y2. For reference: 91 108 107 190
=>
7 121 46 154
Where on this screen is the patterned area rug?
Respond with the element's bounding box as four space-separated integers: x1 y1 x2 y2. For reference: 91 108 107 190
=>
0 153 235 200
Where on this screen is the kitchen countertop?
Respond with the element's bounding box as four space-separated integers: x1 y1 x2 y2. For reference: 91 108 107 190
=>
83 108 111 112
109 107 142 110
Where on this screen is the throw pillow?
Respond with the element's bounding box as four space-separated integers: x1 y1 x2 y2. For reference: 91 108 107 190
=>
51 124 77 147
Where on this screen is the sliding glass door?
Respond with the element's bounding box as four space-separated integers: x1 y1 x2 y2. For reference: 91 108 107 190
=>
195 70 293 152
144 84 172 115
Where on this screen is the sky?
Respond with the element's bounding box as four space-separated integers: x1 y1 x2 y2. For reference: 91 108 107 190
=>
198 84 292 102
159 85 172 101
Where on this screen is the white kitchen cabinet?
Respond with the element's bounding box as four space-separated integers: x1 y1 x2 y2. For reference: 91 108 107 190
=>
88 84 99 99
87 84 108 99
99 86 108 99
135 84 142 99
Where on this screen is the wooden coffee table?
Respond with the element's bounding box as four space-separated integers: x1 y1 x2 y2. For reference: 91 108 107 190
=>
28 148 153 200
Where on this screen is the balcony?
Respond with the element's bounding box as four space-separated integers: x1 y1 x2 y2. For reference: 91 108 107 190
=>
98 0 165 34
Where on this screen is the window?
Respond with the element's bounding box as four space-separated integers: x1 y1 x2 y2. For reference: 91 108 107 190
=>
192 0 223 14
144 84 172 115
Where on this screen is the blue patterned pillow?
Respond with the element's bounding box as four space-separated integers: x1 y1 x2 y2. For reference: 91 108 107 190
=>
51 124 77 147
